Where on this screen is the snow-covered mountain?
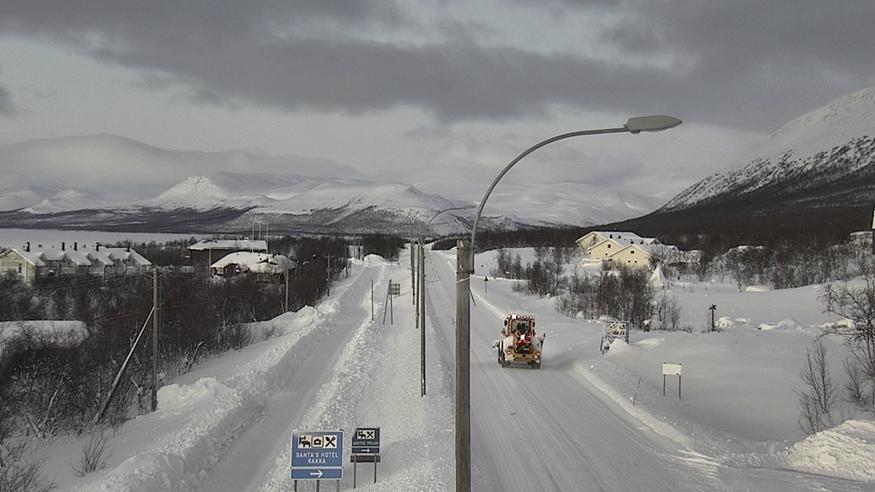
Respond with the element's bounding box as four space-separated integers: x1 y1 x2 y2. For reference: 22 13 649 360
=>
0 133 666 234
148 173 460 215
661 86 875 213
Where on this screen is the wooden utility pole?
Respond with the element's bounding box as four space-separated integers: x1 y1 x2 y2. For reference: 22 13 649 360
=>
324 253 332 296
285 270 290 312
709 304 717 332
94 308 154 424
151 266 159 411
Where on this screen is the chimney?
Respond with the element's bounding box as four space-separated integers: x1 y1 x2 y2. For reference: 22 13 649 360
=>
74 242 78 251
96 242 101 251
126 242 131 252
25 241 30 252
62 241 66 251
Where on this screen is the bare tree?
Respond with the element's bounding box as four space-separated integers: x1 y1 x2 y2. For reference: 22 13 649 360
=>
821 276 875 405
797 340 838 434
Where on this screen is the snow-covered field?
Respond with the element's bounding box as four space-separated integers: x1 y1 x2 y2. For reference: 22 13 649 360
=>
31 247 874 491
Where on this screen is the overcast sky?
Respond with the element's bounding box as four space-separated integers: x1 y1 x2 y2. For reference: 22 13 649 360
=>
1 0 874 199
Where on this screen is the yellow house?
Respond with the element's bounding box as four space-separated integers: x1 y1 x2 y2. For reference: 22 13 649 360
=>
608 243 654 269
576 231 660 269
0 248 46 285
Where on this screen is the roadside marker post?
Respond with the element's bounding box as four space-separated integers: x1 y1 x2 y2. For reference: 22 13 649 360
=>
662 362 682 399
350 427 381 488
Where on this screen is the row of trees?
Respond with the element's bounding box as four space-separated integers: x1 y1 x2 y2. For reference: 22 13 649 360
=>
712 241 868 290
491 246 657 330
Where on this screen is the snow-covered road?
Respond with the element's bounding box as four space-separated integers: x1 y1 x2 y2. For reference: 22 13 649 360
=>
425 251 716 491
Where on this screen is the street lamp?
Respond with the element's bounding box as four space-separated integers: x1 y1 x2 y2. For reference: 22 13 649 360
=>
454 115 681 492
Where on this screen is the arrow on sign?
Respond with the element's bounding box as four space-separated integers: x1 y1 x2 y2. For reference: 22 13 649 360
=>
310 470 324 478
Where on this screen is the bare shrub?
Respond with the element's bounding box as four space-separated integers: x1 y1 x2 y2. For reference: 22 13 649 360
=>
653 292 682 331
0 440 55 492
797 340 838 434
843 358 866 407
72 430 110 477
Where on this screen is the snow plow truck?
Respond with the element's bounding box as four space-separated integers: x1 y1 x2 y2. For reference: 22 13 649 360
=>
496 314 545 369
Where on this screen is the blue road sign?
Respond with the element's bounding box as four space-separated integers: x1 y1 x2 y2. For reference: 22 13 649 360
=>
291 430 344 480
351 427 380 455
290 468 343 480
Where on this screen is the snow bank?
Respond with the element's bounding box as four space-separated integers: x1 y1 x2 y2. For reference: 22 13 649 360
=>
758 318 801 331
156 377 232 412
786 419 875 482
634 338 663 349
606 339 631 354
744 285 771 292
363 254 387 264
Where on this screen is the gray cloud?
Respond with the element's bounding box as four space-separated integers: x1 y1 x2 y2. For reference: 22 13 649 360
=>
0 133 361 197
2 1 874 132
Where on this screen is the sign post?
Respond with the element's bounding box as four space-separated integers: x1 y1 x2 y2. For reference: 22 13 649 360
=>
662 362 682 399
350 427 381 488
291 430 344 490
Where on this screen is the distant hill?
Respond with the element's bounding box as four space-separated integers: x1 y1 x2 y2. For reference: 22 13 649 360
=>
609 86 875 240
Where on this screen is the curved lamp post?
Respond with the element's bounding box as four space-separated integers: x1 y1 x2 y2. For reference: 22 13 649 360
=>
417 205 476 397
454 115 682 492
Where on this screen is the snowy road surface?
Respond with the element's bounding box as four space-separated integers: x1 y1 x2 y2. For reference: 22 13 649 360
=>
76 249 870 491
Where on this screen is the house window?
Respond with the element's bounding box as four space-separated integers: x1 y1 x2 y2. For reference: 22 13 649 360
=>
607 244 611 248
631 250 635 254
18 264 22 273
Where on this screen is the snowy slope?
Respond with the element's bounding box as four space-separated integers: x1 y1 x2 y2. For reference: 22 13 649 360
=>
662 86 875 211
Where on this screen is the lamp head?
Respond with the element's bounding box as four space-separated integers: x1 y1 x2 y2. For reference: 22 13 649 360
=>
624 115 682 134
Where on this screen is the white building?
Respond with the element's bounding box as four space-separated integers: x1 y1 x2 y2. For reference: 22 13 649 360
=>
210 251 295 281
0 242 152 286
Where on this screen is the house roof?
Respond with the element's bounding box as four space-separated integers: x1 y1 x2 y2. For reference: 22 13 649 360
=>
84 248 151 266
211 252 294 273
5 248 47 267
614 242 656 255
189 239 268 252
106 248 151 266
578 231 658 248
63 250 92 266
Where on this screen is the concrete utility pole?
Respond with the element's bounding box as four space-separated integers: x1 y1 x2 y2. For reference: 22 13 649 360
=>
410 242 416 306
420 241 426 397
151 266 159 412
455 240 471 491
